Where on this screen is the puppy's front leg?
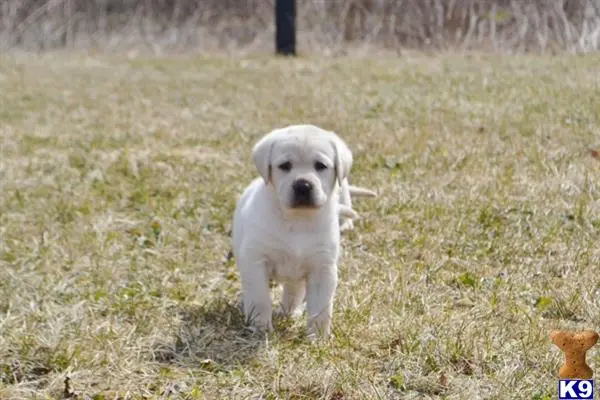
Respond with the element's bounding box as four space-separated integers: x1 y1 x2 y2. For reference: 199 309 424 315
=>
239 260 273 332
306 264 338 338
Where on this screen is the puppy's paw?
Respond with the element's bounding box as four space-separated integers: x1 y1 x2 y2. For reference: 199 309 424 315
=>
307 315 332 340
244 312 273 334
246 320 274 335
340 219 354 232
338 204 359 219
275 304 304 320
307 327 333 343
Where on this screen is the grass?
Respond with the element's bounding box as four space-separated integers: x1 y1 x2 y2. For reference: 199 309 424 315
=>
0 50 599 399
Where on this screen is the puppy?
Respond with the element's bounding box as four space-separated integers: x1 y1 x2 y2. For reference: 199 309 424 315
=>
232 124 375 337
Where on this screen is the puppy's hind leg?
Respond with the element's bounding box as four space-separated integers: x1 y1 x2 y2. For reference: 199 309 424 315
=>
339 179 377 232
338 204 359 220
339 178 355 232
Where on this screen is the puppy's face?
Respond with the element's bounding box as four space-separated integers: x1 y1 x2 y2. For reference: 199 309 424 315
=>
253 125 353 212
271 138 336 210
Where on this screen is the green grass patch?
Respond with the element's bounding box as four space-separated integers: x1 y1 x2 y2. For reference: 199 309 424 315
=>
1 52 599 399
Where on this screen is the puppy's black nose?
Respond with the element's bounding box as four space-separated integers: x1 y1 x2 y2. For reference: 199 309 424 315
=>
293 179 313 196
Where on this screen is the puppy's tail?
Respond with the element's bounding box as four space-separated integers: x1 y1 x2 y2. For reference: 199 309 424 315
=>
348 185 377 197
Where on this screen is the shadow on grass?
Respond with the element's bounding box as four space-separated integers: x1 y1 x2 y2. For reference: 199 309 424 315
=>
155 297 265 370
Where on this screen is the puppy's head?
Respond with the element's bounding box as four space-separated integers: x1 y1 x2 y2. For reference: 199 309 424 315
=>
252 125 352 212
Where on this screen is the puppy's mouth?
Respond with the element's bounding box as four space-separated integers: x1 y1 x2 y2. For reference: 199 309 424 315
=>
290 197 318 209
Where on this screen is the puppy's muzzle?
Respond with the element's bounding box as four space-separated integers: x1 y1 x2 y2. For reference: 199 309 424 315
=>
291 179 315 208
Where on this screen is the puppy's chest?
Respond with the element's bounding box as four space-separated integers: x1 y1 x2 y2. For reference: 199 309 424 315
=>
266 234 335 281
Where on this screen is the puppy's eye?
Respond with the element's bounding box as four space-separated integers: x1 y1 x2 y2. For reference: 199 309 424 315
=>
314 161 327 171
278 161 292 172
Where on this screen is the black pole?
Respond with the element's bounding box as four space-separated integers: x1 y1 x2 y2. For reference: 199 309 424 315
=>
275 0 296 56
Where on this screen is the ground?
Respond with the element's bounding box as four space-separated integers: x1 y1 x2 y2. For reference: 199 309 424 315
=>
0 51 599 399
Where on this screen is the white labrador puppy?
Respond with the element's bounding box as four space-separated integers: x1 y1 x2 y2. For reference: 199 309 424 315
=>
232 124 375 338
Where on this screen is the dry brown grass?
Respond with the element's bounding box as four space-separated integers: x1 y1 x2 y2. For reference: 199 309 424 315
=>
1 52 600 399
1 0 600 53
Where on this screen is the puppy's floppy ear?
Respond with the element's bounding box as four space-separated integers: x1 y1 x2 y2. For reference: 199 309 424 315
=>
331 135 353 184
252 133 277 184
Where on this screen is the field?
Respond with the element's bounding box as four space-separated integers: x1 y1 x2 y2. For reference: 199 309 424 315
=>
1 51 600 399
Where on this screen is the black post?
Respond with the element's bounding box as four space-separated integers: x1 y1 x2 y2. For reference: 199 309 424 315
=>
275 0 296 56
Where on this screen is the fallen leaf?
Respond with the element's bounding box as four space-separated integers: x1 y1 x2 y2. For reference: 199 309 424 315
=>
439 372 449 388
